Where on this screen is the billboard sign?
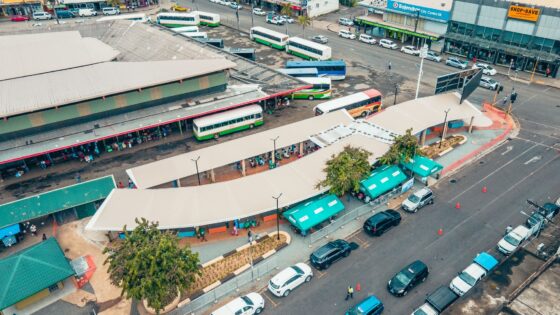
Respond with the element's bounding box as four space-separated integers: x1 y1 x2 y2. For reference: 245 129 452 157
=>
434 68 479 95
386 0 452 23
460 69 483 104
508 5 540 22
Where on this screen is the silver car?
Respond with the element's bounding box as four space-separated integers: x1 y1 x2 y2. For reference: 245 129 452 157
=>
479 76 499 90
425 51 442 62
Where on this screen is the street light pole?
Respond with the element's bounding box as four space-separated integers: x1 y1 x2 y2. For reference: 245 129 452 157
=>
439 109 451 149
272 193 283 240
393 84 398 105
415 44 428 100
413 9 420 46
191 156 201 185
271 136 279 166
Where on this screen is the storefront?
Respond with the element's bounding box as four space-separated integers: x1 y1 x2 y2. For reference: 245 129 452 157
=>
356 16 442 48
0 0 42 16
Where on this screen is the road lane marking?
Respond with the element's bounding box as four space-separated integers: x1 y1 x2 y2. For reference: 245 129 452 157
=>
512 86 551 111
450 143 538 202
514 136 560 149
523 155 542 165
518 118 560 130
262 291 279 307
501 145 513 155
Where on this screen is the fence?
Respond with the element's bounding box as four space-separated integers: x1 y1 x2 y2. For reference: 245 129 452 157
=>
176 256 278 315
308 189 401 244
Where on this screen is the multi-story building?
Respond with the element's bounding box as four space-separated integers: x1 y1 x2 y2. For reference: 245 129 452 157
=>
259 0 338 17
0 0 42 16
445 0 560 78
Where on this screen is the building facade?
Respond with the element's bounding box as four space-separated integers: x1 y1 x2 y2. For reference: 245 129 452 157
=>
445 0 560 78
258 0 338 17
0 0 42 16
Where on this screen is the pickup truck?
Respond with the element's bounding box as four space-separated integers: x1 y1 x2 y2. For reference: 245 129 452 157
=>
411 286 458 315
450 252 499 296
497 225 530 255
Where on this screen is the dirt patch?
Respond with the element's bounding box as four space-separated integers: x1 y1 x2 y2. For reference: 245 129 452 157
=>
421 135 466 159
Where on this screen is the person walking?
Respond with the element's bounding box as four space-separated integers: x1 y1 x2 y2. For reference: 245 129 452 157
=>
200 227 207 242
195 226 200 239
42 233 47 241
345 286 354 300
388 61 392 71
545 67 551 77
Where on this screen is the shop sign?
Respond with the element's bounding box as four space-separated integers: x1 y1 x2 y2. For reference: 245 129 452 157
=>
508 5 540 22
386 0 451 23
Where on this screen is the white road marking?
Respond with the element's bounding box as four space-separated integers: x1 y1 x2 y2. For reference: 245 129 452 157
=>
501 146 513 155
524 155 542 165
450 143 538 202
512 86 551 111
518 118 560 130
514 136 560 149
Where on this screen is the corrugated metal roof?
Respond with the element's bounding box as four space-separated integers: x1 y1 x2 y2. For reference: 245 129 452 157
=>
0 59 236 119
0 31 120 81
0 238 75 310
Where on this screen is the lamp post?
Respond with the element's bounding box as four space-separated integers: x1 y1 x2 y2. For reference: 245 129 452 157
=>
393 83 398 105
191 156 201 185
251 1 254 28
415 44 428 100
272 193 283 240
271 136 279 166
439 109 451 149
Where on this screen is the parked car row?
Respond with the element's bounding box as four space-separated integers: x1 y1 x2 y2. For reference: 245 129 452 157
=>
211 0 243 9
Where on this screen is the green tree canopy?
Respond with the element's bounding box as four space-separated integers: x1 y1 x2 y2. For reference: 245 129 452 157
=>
280 3 293 17
297 14 312 36
106 0 122 7
103 218 200 314
379 128 420 165
316 145 372 196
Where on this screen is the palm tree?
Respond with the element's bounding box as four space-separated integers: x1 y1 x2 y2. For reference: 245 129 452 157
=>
280 3 292 35
297 14 312 37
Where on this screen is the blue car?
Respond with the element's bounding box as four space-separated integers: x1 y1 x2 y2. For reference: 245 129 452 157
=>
346 295 384 315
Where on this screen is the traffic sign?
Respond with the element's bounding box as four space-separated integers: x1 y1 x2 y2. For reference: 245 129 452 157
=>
434 68 479 95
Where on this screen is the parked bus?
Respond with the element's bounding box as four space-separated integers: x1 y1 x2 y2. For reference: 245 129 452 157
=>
193 105 264 140
170 25 199 33
313 89 382 118
277 68 319 78
196 11 220 26
293 77 332 100
183 32 208 39
249 26 289 50
156 12 199 27
97 13 147 22
196 38 224 48
285 60 346 80
286 37 332 61
225 48 256 61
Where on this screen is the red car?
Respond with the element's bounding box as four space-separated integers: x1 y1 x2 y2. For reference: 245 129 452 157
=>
11 15 30 22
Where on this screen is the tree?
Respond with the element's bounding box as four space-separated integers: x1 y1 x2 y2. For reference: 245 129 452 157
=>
379 128 421 165
316 145 372 196
280 3 293 35
104 218 200 314
106 0 122 7
297 14 312 37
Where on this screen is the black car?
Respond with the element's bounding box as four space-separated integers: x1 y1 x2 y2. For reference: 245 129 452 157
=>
363 210 401 236
387 260 429 296
526 203 559 228
309 239 351 270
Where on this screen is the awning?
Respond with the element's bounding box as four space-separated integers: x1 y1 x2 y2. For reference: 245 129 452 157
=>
360 165 407 199
402 155 443 178
0 224 20 239
283 194 345 233
356 17 441 41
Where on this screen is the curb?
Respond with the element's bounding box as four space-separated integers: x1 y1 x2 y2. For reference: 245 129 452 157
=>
177 230 290 308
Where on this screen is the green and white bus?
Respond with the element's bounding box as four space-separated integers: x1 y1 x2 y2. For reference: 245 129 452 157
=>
193 105 264 140
292 77 332 100
286 37 332 60
196 11 220 27
156 12 199 28
170 25 199 33
249 26 289 50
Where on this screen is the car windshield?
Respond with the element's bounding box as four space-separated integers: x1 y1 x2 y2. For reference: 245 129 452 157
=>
241 296 253 306
395 271 411 285
504 234 521 246
346 306 365 315
269 280 280 289
459 271 477 286
408 194 420 203
291 265 303 274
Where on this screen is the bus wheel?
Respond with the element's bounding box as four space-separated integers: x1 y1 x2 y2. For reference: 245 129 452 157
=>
308 95 314 100
360 111 367 118
250 124 254 129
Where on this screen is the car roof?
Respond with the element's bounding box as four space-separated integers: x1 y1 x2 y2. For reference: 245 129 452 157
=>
272 266 298 283
407 260 428 273
356 295 382 310
473 252 498 271
464 263 486 277
314 243 336 257
367 212 390 224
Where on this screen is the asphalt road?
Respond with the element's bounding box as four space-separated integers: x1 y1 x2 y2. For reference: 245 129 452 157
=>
181 2 560 314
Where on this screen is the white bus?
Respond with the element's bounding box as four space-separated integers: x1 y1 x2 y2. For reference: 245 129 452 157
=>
313 89 383 118
193 105 264 140
195 11 220 27
156 12 199 27
182 32 208 39
286 37 332 61
292 77 332 100
249 26 289 50
171 25 199 33
97 13 148 22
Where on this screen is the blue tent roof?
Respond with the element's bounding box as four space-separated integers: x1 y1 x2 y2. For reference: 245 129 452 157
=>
283 194 345 233
402 155 443 177
360 165 407 199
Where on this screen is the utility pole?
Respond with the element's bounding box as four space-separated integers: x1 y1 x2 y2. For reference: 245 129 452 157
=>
439 108 451 149
191 156 201 185
415 44 428 99
393 84 398 105
413 9 420 46
272 193 283 240
270 136 279 166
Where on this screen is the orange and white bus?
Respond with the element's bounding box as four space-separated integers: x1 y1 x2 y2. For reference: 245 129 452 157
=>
313 89 382 118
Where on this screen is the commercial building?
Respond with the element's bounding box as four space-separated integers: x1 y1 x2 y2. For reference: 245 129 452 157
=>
0 0 42 16
357 0 452 49
258 0 339 17
444 0 560 78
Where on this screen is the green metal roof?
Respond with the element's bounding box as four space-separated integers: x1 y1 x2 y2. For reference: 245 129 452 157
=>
0 237 75 310
0 175 115 229
360 165 407 199
283 194 345 233
356 18 440 41
402 155 443 178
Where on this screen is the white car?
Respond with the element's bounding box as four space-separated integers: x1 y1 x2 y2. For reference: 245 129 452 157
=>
102 7 120 15
449 263 486 296
338 30 355 40
338 17 353 26
229 2 242 9
217 0 229 5
252 7 266 15
379 39 398 49
209 0 219 3
268 263 313 297
412 303 438 315
358 34 376 44
281 15 294 23
32 11 52 20
479 76 500 90
78 8 97 16
401 45 420 55
210 293 264 315
472 62 497 75
497 225 530 255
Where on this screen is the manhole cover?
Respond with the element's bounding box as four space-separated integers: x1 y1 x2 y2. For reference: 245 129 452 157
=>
450 179 457 183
